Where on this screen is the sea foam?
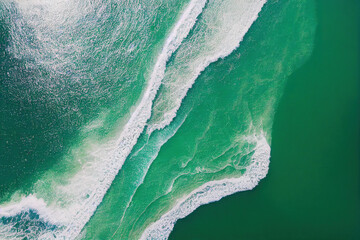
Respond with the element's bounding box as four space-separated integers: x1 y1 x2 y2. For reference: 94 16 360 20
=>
141 133 270 240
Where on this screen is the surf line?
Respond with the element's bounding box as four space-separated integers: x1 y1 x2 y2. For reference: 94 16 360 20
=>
0 0 208 239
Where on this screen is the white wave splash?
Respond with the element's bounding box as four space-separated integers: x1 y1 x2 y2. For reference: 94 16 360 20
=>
141 133 270 240
0 0 207 239
147 0 267 134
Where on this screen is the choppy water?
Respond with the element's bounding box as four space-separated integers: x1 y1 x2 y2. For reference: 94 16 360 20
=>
0 0 316 239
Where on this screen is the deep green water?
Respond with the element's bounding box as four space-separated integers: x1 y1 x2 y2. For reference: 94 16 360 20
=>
170 0 360 239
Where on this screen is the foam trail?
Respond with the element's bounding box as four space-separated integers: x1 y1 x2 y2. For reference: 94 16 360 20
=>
147 0 266 134
0 0 207 238
141 134 270 240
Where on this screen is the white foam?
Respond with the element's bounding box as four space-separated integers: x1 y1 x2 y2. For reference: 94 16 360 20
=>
5 0 96 71
147 0 267 134
0 0 207 238
141 133 270 240
0 195 47 219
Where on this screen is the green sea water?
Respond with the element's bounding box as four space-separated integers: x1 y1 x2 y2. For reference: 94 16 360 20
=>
170 0 360 239
0 0 357 239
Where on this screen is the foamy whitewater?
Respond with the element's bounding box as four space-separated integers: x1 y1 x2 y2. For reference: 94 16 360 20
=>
0 0 268 239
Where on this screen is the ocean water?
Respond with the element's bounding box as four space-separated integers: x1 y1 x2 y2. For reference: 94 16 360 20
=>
0 0 319 239
170 0 360 239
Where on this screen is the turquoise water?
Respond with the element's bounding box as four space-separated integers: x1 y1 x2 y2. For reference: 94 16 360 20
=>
0 0 326 239
170 1 360 239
